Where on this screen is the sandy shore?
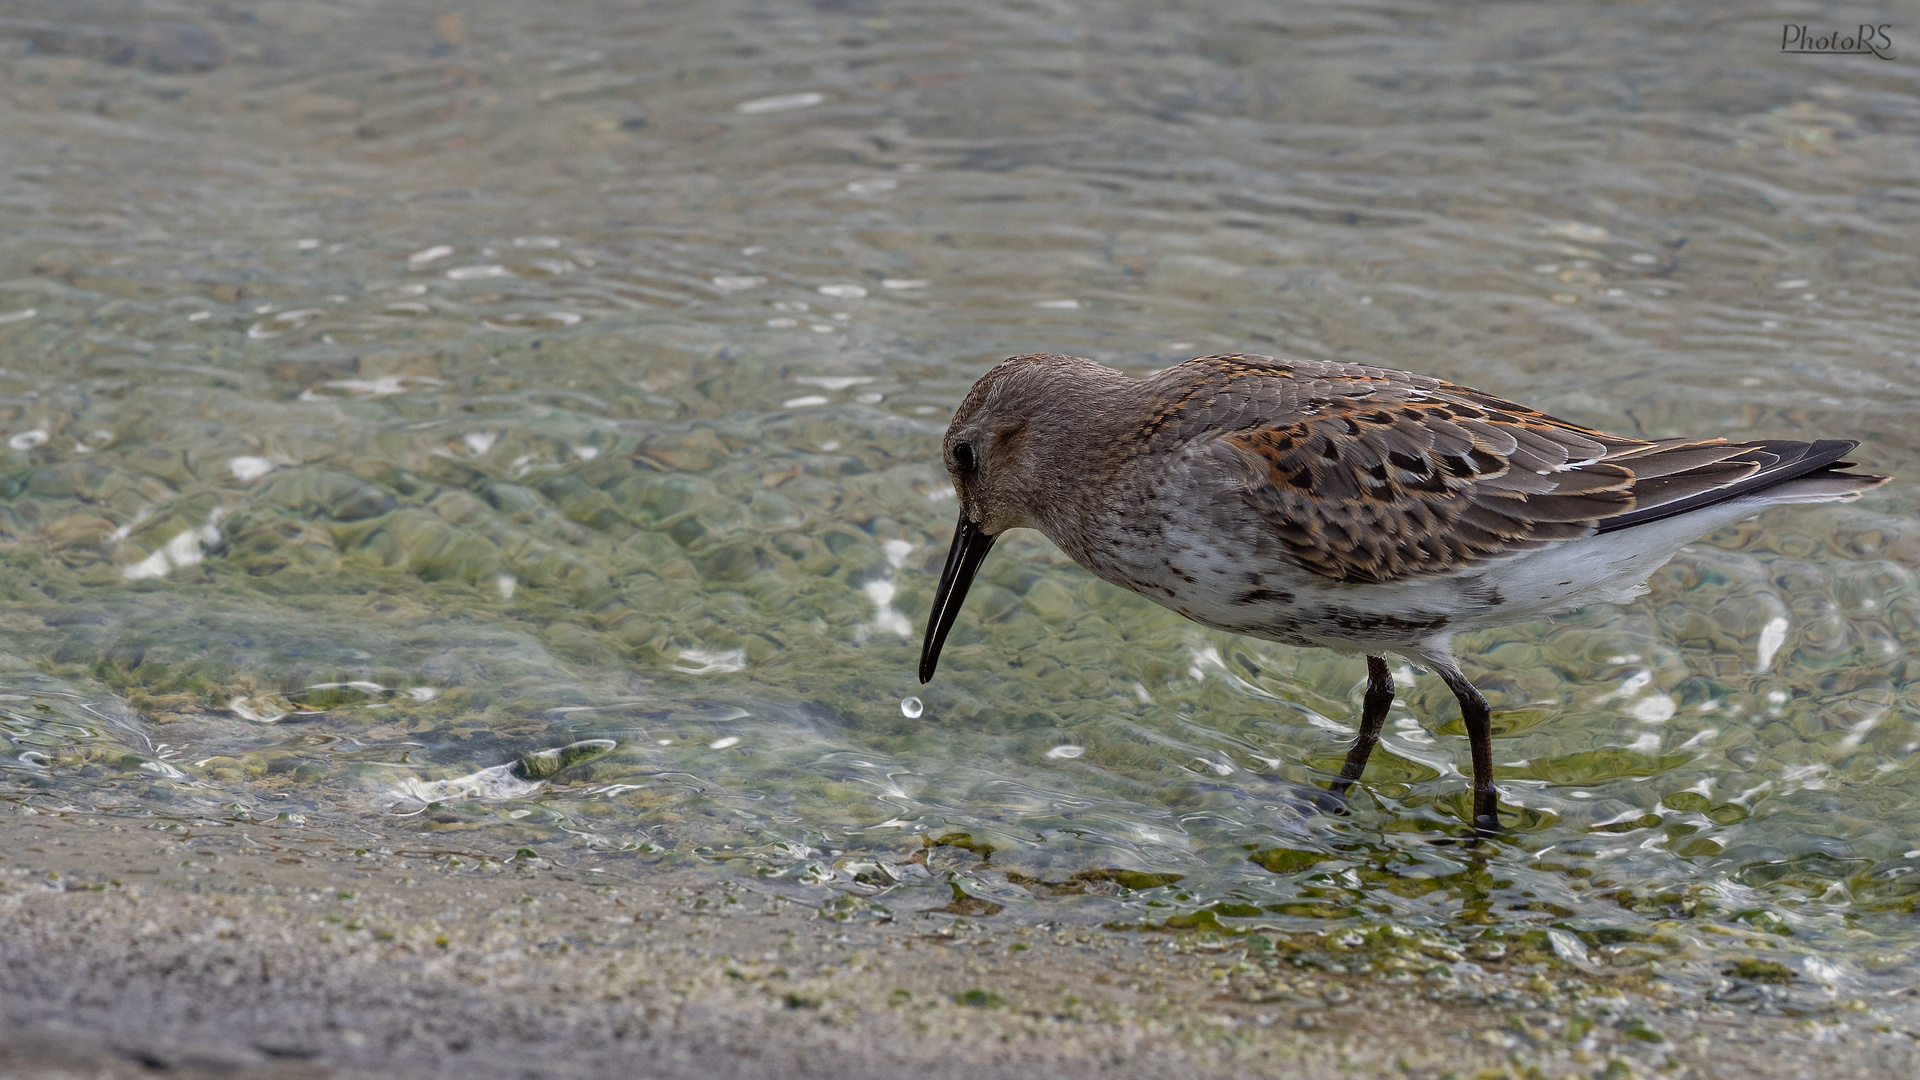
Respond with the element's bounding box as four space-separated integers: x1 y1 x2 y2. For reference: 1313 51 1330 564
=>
1 809 1914 1080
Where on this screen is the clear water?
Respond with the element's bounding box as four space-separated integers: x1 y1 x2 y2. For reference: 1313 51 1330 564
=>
3 0 1918 1003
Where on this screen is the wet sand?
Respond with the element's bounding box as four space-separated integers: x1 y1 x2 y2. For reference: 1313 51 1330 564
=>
3 811 1914 1080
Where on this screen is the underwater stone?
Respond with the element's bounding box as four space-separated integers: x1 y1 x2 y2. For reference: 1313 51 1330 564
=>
516 738 618 780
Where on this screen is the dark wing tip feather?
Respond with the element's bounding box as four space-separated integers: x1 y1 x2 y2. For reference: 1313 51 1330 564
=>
1597 438 1884 534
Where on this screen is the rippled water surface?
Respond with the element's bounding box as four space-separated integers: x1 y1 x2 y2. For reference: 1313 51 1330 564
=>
4 0 1920 1002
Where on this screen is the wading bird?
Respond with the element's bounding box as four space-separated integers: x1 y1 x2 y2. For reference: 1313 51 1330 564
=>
917 353 1885 835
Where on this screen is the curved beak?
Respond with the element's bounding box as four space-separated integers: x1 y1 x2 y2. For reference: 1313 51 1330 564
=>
917 515 997 684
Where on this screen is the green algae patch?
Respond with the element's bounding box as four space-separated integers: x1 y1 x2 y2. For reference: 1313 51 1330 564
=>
1157 909 1228 933
1249 847 1325 874
1619 1018 1666 1043
1724 959 1795 984
1004 867 1185 897
1113 869 1185 890
935 883 1005 917
953 988 1007 1008
1734 909 1794 936
929 832 997 859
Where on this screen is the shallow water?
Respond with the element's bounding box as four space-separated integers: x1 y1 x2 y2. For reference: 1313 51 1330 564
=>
3 0 1919 1004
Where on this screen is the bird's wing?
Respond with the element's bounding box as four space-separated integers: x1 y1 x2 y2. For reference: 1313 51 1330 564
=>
1182 357 1837 584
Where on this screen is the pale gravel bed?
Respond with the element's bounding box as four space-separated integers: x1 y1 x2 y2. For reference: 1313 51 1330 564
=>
2 813 1915 1080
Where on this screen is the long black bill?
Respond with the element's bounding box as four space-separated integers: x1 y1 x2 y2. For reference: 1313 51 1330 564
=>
918 516 996 684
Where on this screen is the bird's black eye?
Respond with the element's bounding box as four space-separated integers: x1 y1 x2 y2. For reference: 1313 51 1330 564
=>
952 442 975 473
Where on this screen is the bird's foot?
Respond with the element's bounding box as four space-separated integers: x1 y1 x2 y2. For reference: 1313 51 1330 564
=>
1311 784 1353 816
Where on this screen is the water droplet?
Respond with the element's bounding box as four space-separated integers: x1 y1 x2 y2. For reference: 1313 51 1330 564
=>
900 697 923 719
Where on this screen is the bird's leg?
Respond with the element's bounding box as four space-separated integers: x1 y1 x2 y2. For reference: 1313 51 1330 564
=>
1427 652 1500 836
1330 656 1392 799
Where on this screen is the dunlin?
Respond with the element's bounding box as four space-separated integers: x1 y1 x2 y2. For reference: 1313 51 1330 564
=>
918 353 1886 835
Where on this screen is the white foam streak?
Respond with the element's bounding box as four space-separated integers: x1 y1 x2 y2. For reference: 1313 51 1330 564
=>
300 375 443 400
675 649 746 674
736 92 824 113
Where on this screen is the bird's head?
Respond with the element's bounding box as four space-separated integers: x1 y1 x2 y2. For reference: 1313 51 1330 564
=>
917 353 1122 683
